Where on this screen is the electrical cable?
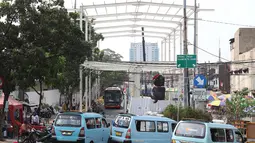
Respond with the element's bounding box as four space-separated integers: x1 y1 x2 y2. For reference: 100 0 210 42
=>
188 42 255 91
196 19 255 28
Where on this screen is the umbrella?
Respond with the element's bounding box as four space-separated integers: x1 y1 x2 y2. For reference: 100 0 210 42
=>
207 91 219 101
208 100 226 106
218 94 231 101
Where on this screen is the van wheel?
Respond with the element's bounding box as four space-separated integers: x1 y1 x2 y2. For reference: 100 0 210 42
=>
107 138 111 143
90 141 94 143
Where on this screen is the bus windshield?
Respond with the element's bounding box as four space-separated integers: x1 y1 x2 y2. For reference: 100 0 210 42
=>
104 90 122 103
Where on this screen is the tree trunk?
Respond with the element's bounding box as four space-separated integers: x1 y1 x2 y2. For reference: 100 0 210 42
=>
38 79 43 116
0 77 11 140
69 88 73 111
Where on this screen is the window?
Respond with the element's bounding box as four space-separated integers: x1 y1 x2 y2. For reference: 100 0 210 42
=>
226 129 234 142
172 123 177 132
95 118 101 128
86 118 95 129
55 114 81 127
136 120 155 132
175 122 205 138
114 115 131 128
210 128 225 142
102 118 107 128
157 122 168 132
234 131 243 143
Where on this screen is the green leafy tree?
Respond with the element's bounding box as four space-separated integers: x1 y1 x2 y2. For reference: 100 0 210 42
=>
0 0 23 140
163 105 212 122
99 49 128 92
54 18 104 107
225 88 255 122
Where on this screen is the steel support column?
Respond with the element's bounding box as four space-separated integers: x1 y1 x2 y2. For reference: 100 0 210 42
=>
85 75 88 111
173 30 176 61
79 66 83 112
89 24 91 41
88 71 91 108
85 18 88 41
179 24 183 55
168 35 171 61
97 71 101 99
161 41 163 61
79 6 83 32
164 38 167 61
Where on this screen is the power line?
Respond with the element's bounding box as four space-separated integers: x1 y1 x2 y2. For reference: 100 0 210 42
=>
188 42 255 66
188 42 229 61
197 19 255 27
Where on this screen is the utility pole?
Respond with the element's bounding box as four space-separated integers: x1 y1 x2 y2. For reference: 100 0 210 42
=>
183 0 189 108
192 0 197 109
142 27 147 95
74 0 77 9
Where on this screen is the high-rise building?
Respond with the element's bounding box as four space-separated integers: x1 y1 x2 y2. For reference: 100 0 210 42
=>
129 42 159 62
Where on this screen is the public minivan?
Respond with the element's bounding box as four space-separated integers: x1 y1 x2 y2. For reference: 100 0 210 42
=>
110 113 177 143
51 112 111 143
172 120 247 143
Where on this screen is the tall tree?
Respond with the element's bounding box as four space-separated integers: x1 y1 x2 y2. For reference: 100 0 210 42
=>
99 49 128 91
0 0 22 139
54 16 104 107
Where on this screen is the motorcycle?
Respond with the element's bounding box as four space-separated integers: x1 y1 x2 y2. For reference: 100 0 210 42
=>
19 126 52 143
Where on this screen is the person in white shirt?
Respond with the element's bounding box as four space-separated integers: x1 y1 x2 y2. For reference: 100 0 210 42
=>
31 112 39 125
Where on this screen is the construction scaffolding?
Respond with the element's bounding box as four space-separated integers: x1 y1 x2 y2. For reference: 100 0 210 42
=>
67 0 214 112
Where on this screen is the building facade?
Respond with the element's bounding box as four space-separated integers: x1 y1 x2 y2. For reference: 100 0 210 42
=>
230 28 255 92
129 42 159 62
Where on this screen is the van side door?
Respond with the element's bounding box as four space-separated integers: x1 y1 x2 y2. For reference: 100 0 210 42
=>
134 120 157 142
85 118 101 143
156 121 171 143
234 130 245 143
102 118 110 143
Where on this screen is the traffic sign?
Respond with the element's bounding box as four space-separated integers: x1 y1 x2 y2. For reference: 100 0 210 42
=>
193 88 207 101
0 77 3 89
177 55 197 68
194 74 207 88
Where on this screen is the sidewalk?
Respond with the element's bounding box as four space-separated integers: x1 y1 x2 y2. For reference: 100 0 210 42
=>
0 139 17 143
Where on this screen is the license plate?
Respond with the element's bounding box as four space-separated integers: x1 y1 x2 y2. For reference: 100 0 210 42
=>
62 132 72 136
116 132 122 136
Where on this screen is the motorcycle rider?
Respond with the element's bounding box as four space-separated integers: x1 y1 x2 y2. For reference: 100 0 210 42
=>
19 120 31 136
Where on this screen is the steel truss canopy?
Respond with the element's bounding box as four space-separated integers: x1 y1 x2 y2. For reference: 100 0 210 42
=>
78 0 214 40
82 61 178 72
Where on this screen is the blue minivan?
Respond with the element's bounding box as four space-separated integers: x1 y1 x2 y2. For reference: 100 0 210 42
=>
110 113 177 143
172 120 247 143
51 112 111 143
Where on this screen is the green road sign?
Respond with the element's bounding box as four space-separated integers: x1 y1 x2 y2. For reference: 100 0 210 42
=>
177 54 197 68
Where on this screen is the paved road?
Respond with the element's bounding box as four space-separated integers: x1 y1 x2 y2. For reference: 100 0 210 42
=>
104 108 124 123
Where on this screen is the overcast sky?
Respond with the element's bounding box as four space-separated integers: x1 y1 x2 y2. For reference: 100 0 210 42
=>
64 0 255 62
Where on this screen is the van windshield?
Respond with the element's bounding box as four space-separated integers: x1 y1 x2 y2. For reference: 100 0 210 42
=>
175 122 205 139
114 115 131 128
55 114 81 127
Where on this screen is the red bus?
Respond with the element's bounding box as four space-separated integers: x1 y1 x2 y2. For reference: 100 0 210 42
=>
104 87 123 109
